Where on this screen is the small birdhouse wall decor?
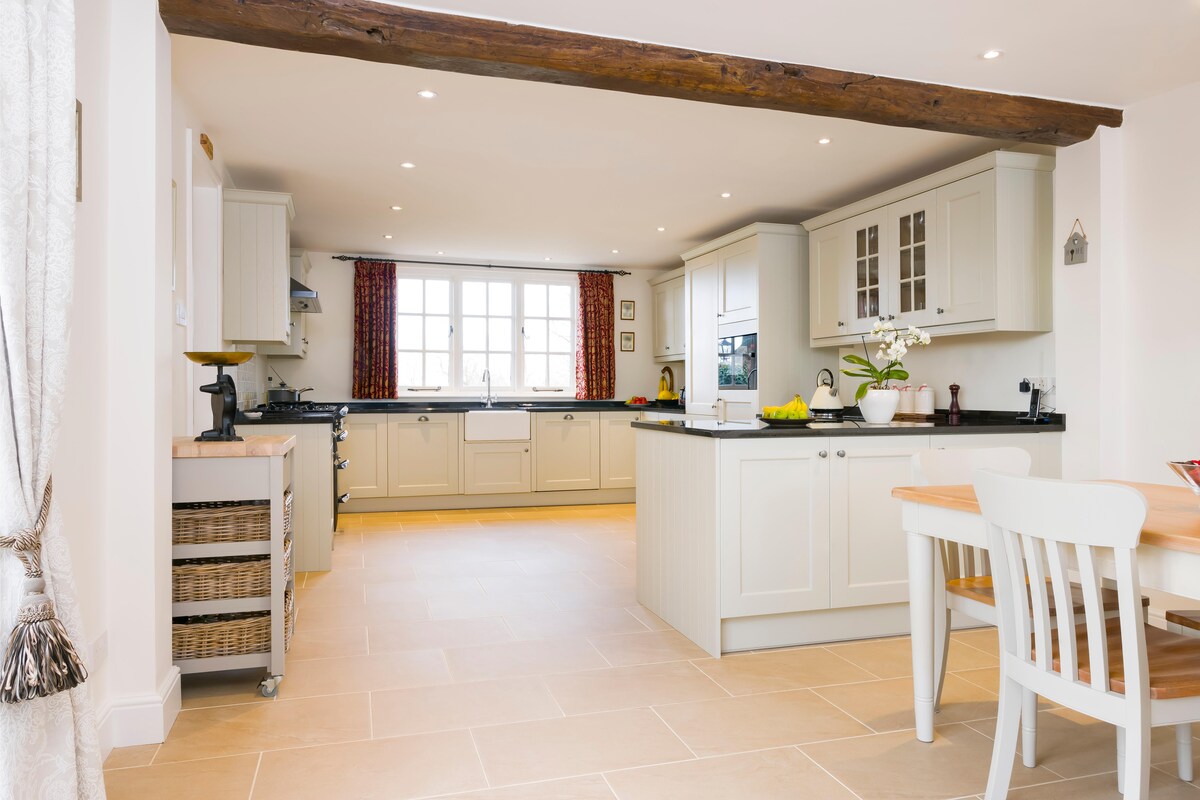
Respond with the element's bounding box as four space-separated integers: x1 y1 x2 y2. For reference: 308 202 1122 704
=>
1063 219 1088 265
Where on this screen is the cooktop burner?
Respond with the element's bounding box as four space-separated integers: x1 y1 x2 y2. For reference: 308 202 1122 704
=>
258 402 347 416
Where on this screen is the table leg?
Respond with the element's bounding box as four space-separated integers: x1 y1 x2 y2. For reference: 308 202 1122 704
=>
907 530 936 742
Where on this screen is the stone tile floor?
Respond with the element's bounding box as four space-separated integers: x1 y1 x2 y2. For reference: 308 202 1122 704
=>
104 504 1200 799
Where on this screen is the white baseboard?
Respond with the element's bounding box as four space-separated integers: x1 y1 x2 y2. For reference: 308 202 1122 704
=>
102 666 181 748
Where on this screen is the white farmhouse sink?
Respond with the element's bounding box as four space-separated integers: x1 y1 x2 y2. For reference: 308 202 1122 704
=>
464 410 530 442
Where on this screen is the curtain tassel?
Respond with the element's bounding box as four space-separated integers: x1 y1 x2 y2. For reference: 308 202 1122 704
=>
0 478 88 703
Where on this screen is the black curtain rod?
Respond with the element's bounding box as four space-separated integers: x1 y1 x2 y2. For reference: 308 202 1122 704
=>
332 255 630 276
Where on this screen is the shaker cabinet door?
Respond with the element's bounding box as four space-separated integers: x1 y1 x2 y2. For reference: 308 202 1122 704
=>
387 414 461 497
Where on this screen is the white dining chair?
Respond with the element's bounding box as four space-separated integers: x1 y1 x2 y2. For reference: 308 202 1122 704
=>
975 471 1200 800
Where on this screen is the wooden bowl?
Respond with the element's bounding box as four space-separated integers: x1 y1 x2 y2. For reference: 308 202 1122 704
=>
184 351 255 367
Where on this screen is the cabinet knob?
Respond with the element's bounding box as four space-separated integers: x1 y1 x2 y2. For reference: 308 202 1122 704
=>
665 345 670 349
564 414 575 420
524 448 529 453
878 316 886 322
837 450 846 458
837 321 845 327
937 307 945 315
418 415 429 422
887 315 895 321
819 450 828 459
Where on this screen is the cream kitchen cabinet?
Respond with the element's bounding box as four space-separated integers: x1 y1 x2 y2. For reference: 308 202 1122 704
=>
258 252 312 358
650 271 686 362
464 442 531 494
805 151 1053 347
387 413 461 496
599 411 638 489
718 436 925 618
534 411 600 491
719 438 831 617
683 224 833 420
222 189 295 344
827 435 928 608
337 413 388 499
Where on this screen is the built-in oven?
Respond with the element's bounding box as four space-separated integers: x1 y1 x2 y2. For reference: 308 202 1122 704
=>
717 332 757 391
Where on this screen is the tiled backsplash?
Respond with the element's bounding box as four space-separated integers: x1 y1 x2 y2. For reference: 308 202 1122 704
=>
231 345 268 409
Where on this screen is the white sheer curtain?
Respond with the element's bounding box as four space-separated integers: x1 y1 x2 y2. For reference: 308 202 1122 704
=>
0 0 104 796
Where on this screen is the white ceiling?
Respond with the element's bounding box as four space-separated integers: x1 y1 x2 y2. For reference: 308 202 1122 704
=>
170 1 1199 270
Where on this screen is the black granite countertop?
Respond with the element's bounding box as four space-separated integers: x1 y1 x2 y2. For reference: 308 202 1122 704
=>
340 400 667 414
236 411 337 425
632 411 1065 439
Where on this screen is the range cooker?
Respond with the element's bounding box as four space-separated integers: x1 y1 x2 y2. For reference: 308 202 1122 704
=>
253 402 351 529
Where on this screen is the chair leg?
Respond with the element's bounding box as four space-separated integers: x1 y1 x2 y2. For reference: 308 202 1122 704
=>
1125 719 1151 800
984 674 1022 800
1021 688 1038 768
1177 724 1194 783
1117 726 1125 795
933 609 951 710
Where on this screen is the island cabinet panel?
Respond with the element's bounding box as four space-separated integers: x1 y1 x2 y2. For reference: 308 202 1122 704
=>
387 413 461 497
337 414 388 499
828 435 930 608
720 440 830 617
599 411 638 489
534 412 600 491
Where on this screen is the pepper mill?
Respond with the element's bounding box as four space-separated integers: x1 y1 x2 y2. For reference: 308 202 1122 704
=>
948 383 962 425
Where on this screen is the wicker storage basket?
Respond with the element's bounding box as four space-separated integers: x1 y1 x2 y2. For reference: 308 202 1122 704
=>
173 501 270 546
282 489 293 537
282 537 294 585
284 588 296 652
172 556 270 603
172 612 269 660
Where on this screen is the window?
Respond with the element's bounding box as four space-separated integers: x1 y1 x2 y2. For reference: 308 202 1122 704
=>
394 268 576 394
396 278 451 388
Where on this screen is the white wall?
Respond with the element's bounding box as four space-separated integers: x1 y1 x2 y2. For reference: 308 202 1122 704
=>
271 252 669 401
60 0 115 732
837 331 1055 413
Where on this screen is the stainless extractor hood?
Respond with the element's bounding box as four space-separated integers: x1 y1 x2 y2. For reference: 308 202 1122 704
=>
290 278 322 313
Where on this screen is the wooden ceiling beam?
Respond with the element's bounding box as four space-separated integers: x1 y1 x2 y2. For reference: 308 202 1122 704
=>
158 0 1121 146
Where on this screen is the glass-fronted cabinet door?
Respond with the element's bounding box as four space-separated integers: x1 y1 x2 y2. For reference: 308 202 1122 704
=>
887 190 939 328
845 208 888 335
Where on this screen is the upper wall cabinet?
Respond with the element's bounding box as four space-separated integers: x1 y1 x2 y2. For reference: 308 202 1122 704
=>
650 269 686 363
258 251 312 358
803 152 1053 347
223 189 295 344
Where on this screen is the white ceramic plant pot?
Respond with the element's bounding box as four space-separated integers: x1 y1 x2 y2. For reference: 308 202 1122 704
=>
859 388 901 424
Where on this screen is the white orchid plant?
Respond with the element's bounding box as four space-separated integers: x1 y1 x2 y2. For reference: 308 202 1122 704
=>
841 321 932 402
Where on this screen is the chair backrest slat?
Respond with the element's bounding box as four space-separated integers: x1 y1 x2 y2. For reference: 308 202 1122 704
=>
975 471 1148 705
1020 533 1054 670
1044 540 1079 681
1074 544 1111 692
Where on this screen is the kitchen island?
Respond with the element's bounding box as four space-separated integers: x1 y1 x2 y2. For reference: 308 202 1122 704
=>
633 414 1064 657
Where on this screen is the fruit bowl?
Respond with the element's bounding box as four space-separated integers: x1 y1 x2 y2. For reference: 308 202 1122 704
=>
756 415 810 428
1167 461 1200 496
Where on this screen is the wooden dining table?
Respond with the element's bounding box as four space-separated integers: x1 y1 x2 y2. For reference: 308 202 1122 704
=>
893 480 1200 743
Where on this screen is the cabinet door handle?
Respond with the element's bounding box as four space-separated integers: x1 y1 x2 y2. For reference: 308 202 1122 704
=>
879 316 886 322
665 345 670 349
819 450 828 459
887 315 895 321
564 414 574 420
418 415 430 422
937 307 945 314
837 321 845 327
837 450 846 458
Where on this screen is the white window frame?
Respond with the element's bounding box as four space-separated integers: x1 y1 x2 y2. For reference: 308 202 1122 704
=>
394 266 578 397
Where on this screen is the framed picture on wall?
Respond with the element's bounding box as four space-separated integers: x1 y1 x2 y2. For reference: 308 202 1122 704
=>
619 300 635 320
620 332 635 351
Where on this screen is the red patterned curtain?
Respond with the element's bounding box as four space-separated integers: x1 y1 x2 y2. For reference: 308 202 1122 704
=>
575 272 616 399
352 259 398 398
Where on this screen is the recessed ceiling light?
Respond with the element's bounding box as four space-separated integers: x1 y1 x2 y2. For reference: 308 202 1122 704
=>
982 49 1003 60
611 249 620 254
400 162 416 169
656 226 666 232
383 234 393 239
416 89 438 99
390 205 403 211
720 192 731 199
544 257 552 261
437 251 444 255
817 137 832 145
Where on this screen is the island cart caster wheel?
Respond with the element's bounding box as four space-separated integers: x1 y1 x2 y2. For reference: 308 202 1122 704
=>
260 677 280 697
